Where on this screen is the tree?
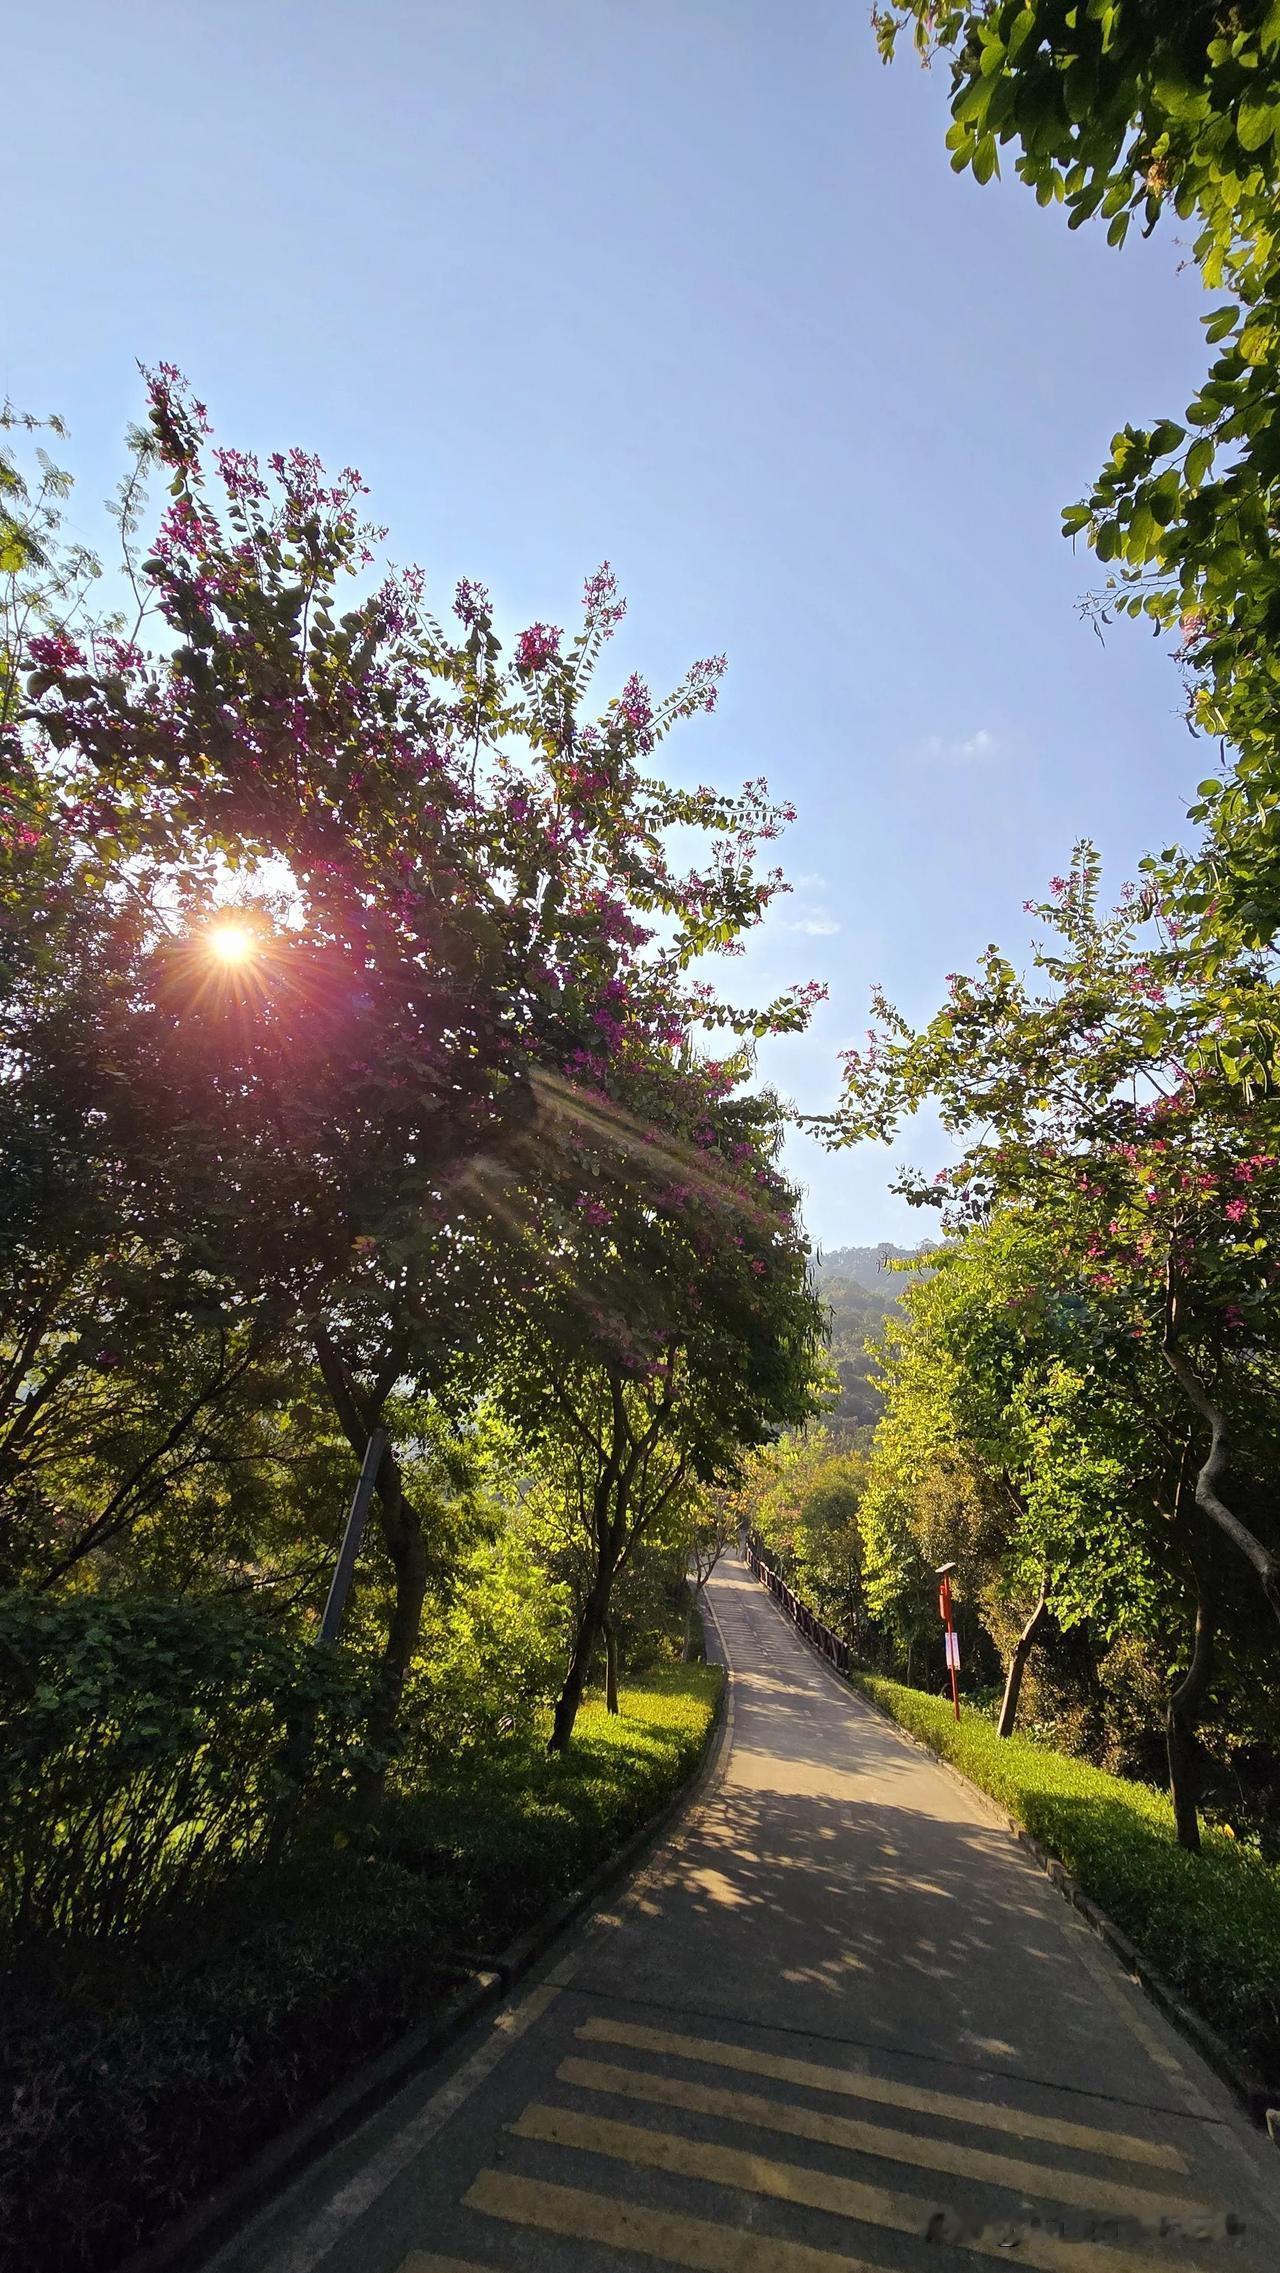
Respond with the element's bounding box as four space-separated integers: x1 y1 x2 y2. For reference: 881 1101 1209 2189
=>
873 2 1280 948
862 1213 1193 1739
9 370 823 1787
746 1429 871 1641
492 1066 824 1748
681 1485 744 1660
828 848 1280 1842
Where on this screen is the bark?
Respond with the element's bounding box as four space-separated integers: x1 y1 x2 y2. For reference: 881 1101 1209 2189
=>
1162 1290 1280 1629
604 1617 620 1714
996 1590 1050 1739
682 1595 696 1662
1167 1590 1214 1855
550 1563 616 1751
359 1458 427 1783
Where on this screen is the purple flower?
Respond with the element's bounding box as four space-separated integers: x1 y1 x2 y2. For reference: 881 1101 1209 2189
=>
516 621 562 673
453 577 491 627
582 561 627 635
28 632 86 671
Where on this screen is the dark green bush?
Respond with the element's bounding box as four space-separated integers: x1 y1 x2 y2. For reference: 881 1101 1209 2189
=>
1 1663 721 2273
0 1852 463 2273
381 1666 724 1948
0 1593 371 1936
854 1672 1280 2090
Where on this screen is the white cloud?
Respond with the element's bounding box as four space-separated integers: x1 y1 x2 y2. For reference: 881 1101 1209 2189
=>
922 726 1000 762
781 914 841 936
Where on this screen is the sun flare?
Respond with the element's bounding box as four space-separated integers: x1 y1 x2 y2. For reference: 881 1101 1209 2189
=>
207 922 255 966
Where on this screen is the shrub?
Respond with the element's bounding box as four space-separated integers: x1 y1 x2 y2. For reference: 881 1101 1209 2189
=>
0 1661 721 2273
0 1593 370 1937
853 1672 1280 2090
381 1666 723 1948
0 1853 463 2273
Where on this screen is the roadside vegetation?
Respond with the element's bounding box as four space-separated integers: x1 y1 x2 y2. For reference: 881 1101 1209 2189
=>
0 380 813 2272
4 1659 721 2273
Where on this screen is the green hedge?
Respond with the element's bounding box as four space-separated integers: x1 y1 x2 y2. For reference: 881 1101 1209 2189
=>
0 1593 371 1937
1 1664 722 2273
852 1672 1280 2091
382 1664 723 1948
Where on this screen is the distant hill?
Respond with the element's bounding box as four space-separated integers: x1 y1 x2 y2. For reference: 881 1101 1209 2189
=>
810 1242 938 1436
813 1242 938 1296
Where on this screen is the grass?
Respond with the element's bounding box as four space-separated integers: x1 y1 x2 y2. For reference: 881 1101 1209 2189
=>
852 1671 1280 2094
0 1662 723 2273
382 1665 724 1949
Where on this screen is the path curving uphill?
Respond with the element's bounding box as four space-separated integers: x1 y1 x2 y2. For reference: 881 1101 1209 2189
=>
213 1554 1280 2273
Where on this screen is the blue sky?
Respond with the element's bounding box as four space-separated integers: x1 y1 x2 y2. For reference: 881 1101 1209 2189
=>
5 1 1212 1245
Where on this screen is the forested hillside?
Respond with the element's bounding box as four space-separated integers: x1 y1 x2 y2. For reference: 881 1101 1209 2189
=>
811 1242 935 1434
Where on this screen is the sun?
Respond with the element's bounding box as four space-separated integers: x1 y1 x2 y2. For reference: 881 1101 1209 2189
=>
207 921 256 967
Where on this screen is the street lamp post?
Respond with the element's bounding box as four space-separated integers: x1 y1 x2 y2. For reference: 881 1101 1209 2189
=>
319 1428 388 1644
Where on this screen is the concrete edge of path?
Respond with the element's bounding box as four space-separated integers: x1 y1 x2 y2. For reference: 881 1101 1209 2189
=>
751 1566 1279 2141
113 1662 732 2273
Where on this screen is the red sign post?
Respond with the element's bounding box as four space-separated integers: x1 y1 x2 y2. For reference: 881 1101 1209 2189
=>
936 1563 960 1721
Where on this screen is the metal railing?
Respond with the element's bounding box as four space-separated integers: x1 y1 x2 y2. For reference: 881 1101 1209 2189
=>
743 1541 850 1675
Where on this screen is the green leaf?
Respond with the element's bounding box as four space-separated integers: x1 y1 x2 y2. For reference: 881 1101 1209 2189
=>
1236 99 1278 153
1203 305 1238 344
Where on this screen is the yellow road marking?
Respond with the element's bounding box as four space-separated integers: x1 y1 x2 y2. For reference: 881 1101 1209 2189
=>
514 2103 1224 2273
576 2015 1188 2173
398 2257 491 2273
467 2167 890 2272
557 2056 1212 2223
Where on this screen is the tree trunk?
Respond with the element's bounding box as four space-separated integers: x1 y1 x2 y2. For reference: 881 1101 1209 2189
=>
1167 1591 1214 1854
1162 1298 1280 1628
550 1565 615 1752
604 1617 620 1714
353 1460 428 1820
997 1590 1050 1739
682 1594 696 1661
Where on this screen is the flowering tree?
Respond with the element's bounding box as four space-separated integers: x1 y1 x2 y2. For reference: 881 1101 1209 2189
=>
826 846 1280 1841
6 371 823 1783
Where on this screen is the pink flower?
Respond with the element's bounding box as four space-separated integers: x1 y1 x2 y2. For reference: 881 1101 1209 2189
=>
619 673 655 746
27 632 85 671
453 577 491 626
515 621 561 673
582 562 627 635
1225 1196 1248 1223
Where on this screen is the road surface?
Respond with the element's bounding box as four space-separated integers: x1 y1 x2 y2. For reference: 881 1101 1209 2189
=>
213 1554 1280 2273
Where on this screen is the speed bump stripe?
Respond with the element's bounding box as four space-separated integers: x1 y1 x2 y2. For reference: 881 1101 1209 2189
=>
556 2056 1212 2222
516 2102 1223 2273
466 2167 888 2271
575 2016 1189 2173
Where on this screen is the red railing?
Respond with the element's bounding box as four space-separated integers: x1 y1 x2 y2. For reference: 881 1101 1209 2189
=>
743 1542 851 1675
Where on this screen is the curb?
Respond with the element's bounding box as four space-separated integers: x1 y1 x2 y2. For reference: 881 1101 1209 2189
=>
115 1667 728 2273
749 1564 1277 2135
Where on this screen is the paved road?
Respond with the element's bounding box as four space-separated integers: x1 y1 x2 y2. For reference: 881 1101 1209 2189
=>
215 1555 1280 2273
